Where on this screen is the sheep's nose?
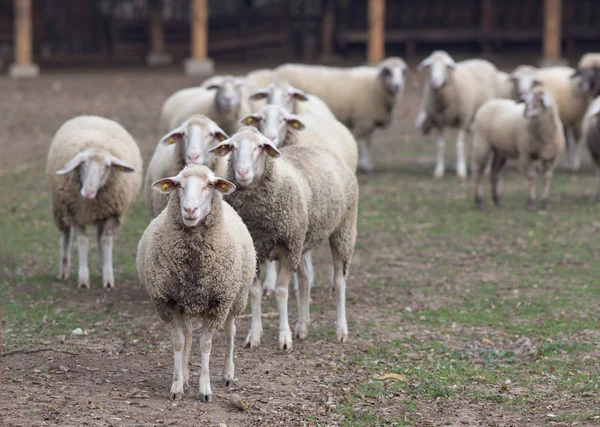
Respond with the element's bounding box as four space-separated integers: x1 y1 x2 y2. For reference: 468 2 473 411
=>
187 153 201 163
81 189 96 199
266 135 275 141
238 168 249 177
184 206 198 216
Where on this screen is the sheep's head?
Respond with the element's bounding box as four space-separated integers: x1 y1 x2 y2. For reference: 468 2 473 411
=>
522 87 553 118
571 65 600 95
509 66 542 99
151 164 235 227
378 57 407 95
239 105 305 147
203 75 246 113
56 148 136 200
249 81 309 112
160 115 229 166
209 126 281 188
417 50 456 90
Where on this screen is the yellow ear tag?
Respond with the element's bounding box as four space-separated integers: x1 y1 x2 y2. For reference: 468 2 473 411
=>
219 135 226 142
168 137 176 144
246 117 253 124
293 122 299 128
221 183 228 192
161 183 169 191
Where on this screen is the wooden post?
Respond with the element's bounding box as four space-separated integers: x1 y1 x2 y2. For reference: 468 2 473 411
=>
543 0 562 62
367 0 385 64
9 0 39 78
184 0 213 75
480 0 492 54
146 0 172 65
320 0 335 58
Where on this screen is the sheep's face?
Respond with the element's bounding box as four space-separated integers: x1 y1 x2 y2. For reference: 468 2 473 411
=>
523 88 553 118
160 115 229 166
152 165 235 227
56 148 136 200
249 83 309 111
509 68 542 99
417 51 456 90
239 105 305 147
378 58 407 95
573 66 600 94
204 76 246 113
209 128 281 187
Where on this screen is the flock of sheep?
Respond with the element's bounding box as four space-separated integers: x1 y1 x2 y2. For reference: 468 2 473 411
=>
44 50 600 402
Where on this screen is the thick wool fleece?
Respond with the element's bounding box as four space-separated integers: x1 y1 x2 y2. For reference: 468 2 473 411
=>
224 142 358 275
46 115 143 232
137 170 256 329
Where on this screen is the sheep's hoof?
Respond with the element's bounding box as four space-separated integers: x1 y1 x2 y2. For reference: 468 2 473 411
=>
357 164 374 174
198 393 212 403
262 289 273 299
474 197 484 210
222 377 234 387
244 330 262 349
170 391 183 401
433 169 445 179
539 200 549 211
278 330 293 351
294 322 309 340
78 281 90 289
103 280 115 289
337 328 348 343
527 201 537 212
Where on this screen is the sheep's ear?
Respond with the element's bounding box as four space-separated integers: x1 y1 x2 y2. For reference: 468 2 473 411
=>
234 78 247 88
262 141 281 158
56 152 88 175
532 78 543 87
160 127 185 145
239 115 262 127
213 130 229 142
209 142 234 157
286 117 305 131
211 178 236 195
540 92 553 108
151 177 178 193
589 103 600 117
109 155 136 173
378 65 392 77
290 88 309 102
202 76 223 90
417 56 433 72
249 89 269 101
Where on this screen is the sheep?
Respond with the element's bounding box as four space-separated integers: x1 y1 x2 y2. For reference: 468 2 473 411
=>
573 53 600 96
46 115 142 288
509 65 589 171
159 75 251 135
137 164 255 402
471 86 565 211
582 96 600 199
144 115 230 218
209 126 358 350
274 57 407 173
415 50 513 180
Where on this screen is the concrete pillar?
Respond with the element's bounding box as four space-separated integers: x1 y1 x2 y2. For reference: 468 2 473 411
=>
367 0 385 64
9 0 39 78
184 0 214 76
146 0 172 66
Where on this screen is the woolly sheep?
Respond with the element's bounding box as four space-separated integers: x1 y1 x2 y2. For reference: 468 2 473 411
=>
509 65 589 171
144 115 230 218
582 96 600 199
46 115 142 288
274 57 407 173
471 87 565 211
209 126 358 350
415 50 513 180
574 53 600 96
137 164 256 402
159 75 251 135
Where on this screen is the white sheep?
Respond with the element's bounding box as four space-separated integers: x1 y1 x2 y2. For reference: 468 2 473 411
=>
209 126 358 350
137 164 255 402
144 115 230 218
274 57 407 173
574 53 600 96
471 87 565 211
159 75 251 135
582 96 600 198
415 50 513 180
46 115 142 288
509 65 589 171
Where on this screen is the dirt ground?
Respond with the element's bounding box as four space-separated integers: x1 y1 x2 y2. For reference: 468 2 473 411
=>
1 58 599 427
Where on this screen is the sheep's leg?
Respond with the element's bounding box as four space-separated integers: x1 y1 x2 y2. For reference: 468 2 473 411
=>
58 225 73 280
294 256 311 340
571 126 583 171
331 252 349 343
245 274 263 348
434 129 446 178
98 217 117 288
276 262 293 351
304 251 315 290
491 155 507 207
329 220 355 343
262 260 277 297
357 133 374 173
328 265 335 291
539 159 556 210
562 127 574 168
525 162 538 211
198 325 214 402
222 313 236 387
95 221 104 272
75 225 90 289
456 129 468 181
182 316 193 389
169 312 186 400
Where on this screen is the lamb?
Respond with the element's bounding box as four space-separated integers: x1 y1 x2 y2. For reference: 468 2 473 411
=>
274 57 407 173
209 126 358 350
581 96 600 199
471 86 565 211
415 50 513 180
137 164 255 402
46 115 143 288
573 53 600 96
509 65 589 171
159 75 251 135
144 115 230 218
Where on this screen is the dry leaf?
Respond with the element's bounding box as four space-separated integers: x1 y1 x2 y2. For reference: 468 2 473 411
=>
378 373 407 382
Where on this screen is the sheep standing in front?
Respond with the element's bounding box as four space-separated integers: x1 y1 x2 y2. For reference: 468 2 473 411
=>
274 57 407 173
415 50 513 180
137 164 256 402
509 65 589 171
209 127 358 350
471 87 565 211
46 115 142 288
159 75 251 135
582 97 600 199
144 115 230 218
